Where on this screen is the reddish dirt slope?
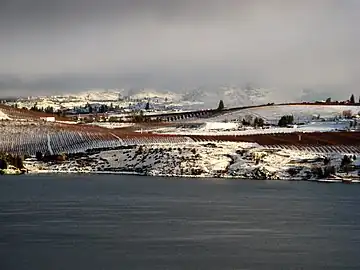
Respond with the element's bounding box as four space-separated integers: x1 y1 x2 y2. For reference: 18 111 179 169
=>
0 104 71 121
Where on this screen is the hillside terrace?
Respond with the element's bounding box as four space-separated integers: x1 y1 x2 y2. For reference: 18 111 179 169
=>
1 100 360 157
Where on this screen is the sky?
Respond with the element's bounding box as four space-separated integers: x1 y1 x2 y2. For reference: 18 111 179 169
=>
1 0 360 98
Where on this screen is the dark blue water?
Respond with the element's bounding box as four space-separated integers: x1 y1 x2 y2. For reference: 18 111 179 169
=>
1 175 360 270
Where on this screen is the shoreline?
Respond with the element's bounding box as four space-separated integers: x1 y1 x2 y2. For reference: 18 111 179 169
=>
23 169 360 183
4 141 359 184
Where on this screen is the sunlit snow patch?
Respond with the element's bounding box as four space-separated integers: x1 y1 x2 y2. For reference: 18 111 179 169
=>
0 109 11 120
201 122 239 131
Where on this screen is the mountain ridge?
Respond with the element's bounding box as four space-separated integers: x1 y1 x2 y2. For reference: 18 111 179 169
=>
13 86 294 109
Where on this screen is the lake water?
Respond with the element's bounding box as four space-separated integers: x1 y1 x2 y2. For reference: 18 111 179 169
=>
1 175 360 270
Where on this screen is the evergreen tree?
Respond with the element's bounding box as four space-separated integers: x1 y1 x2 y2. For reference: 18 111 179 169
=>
30 102 38 111
87 104 93 113
350 94 355 104
217 100 225 111
278 115 294 127
45 106 54 113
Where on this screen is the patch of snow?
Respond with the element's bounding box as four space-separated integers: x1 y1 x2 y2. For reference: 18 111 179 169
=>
88 122 135 129
201 122 239 131
148 121 349 136
0 109 11 120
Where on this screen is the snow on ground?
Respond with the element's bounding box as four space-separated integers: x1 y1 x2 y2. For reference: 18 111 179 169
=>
143 109 193 116
0 109 11 120
68 89 123 101
202 122 239 131
87 122 135 129
26 142 360 181
210 105 360 123
11 88 205 113
143 104 357 136
129 89 182 102
148 120 350 136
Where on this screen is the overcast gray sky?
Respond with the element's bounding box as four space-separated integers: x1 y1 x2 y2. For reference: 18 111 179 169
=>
1 0 360 97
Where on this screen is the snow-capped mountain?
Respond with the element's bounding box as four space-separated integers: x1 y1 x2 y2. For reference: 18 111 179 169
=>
69 89 125 101
12 86 284 111
182 85 279 108
126 88 182 103
58 86 277 107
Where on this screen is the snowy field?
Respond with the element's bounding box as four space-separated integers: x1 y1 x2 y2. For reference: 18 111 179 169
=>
149 120 351 136
87 122 135 129
145 104 359 136
209 105 360 123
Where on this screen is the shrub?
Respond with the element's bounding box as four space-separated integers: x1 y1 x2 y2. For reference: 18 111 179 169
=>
324 166 336 178
311 166 324 179
342 110 353 119
278 115 294 127
254 117 264 127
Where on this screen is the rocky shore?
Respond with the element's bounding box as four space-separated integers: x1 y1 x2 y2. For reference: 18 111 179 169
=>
22 142 360 182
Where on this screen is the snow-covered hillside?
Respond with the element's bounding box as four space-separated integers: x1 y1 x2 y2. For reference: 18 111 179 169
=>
142 104 359 136
127 88 182 102
66 89 124 101
11 86 279 112
210 105 360 123
182 86 277 108
26 142 360 181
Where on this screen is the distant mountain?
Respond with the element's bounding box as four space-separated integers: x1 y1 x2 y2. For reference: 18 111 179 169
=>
19 86 287 110
71 89 124 101
181 86 280 108
126 88 182 103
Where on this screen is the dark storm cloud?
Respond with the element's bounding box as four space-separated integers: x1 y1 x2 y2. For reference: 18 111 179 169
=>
1 0 360 97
